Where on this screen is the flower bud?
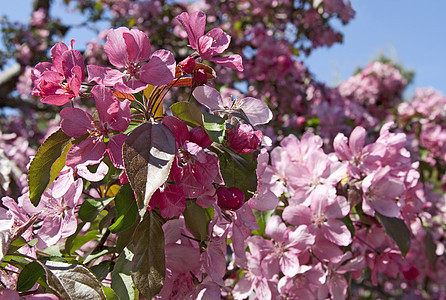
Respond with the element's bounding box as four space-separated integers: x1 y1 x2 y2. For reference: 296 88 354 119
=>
178 56 196 74
227 124 262 154
217 187 245 210
190 126 213 148
193 69 207 86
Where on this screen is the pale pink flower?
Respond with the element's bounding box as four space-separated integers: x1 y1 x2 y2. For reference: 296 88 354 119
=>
362 166 405 217
283 185 352 246
334 126 385 178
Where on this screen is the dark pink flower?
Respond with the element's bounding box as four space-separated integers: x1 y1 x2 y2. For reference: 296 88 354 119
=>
176 11 244 72
60 85 130 168
87 27 175 93
31 40 85 106
227 124 262 154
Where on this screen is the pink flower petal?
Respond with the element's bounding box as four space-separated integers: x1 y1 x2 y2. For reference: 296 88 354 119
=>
204 28 230 56
106 133 127 169
140 49 176 86
122 29 151 64
175 11 206 50
60 107 94 137
66 137 106 167
239 97 272 126
349 126 366 156
104 27 130 68
210 54 244 72
87 65 124 86
192 85 224 111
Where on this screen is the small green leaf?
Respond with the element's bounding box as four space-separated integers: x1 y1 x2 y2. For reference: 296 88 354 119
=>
109 184 138 233
17 261 45 291
103 286 119 300
203 112 226 143
252 209 274 236
28 129 73 206
170 101 204 127
183 201 213 242
376 212 411 257
79 198 114 222
90 261 114 282
131 211 165 299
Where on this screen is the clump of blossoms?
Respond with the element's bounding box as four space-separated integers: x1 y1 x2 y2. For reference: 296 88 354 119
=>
1 6 446 300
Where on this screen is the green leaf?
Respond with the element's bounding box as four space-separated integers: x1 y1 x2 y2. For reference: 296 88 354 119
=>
109 184 138 233
203 112 226 143
79 198 114 222
214 146 257 200
90 261 114 282
70 231 101 254
183 201 213 242
252 209 275 236
103 286 120 300
123 121 176 217
170 101 204 127
41 261 107 300
17 261 45 292
131 211 165 299
64 221 86 255
28 129 72 206
112 246 135 300
376 212 411 257
116 218 140 254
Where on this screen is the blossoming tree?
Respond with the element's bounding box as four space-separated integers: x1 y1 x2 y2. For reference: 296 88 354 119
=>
0 0 445 299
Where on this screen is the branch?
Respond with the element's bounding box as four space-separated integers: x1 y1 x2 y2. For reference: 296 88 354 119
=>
0 94 55 112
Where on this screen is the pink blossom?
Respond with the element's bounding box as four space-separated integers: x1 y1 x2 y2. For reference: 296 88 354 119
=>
334 126 385 178
176 11 244 71
31 40 85 106
21 168 82 250
87 27 176 93
362 166 405 217
60 85 130 168
283 185 352 246
286 150 347 206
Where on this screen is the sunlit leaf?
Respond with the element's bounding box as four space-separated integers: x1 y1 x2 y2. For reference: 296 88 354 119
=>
131 211 165 299
78 198 113 222
376 212 411 257
28 129 73 206
112 246 135 300
122 122 176 216
109 184 138 233
171 101 204 127
203 112 226 143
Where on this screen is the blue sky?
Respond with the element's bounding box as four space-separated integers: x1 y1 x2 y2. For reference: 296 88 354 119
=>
303 0 446 98
2 0 446 98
